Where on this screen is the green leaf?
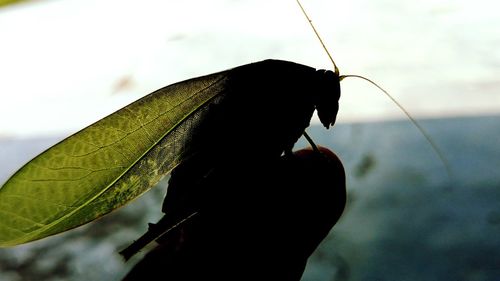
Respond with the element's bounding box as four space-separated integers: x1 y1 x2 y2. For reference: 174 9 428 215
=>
0 71 228 247
0 0 28 8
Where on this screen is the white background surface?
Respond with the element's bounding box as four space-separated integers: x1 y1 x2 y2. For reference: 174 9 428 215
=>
1 0 499 137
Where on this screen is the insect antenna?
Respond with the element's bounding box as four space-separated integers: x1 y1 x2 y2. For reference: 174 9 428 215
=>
340 74 452 178
296 0 452 179
296 0 339 75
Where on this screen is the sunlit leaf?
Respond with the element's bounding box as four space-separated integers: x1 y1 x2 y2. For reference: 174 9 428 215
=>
0 0 29 8
0 71 228 246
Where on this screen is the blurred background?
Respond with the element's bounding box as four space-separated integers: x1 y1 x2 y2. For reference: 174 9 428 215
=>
0 0 499 280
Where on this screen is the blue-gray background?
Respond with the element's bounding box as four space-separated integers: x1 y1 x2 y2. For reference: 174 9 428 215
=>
1 116 499 280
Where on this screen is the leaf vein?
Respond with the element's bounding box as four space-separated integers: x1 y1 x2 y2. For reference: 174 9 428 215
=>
14 166 127 183
123 107 155 144
0 209 46 228
0 219 28 234
2 194 75 209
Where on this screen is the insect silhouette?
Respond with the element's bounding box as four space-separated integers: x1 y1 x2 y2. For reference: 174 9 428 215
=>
0 1 449 278
0 57 342 244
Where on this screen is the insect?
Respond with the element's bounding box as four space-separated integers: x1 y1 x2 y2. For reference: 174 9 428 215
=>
122 145 346 280
0 57 340 246
0 0 448 260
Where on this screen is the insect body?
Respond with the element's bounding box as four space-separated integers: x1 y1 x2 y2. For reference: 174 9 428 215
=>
122 146 346 281
0 59 341 247
119 59 342 259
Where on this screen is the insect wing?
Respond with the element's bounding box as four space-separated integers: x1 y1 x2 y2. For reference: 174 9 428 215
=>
0 70 229 247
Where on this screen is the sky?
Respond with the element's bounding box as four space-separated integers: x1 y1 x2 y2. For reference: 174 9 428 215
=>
0 0 499 138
